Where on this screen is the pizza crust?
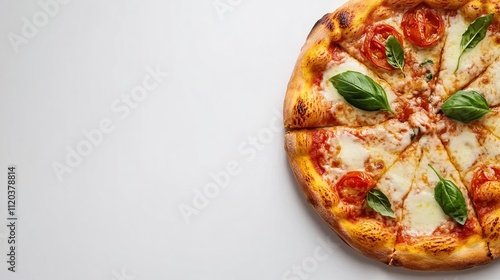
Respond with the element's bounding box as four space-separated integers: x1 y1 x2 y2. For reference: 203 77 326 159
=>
391 236 491 270
284 0 500 271
284 131 396 264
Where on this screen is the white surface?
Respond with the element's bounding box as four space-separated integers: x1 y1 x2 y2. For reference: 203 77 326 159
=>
0 0 499 279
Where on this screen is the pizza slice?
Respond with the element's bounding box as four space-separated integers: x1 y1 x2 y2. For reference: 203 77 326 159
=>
374 141 422 222
392 134 490 270
463 58 500 108
479 107 500 138
439 116 500 257
284 39 403 128
434 3 500 104
335 3 447 101
438 116 500 186
284 119 415 263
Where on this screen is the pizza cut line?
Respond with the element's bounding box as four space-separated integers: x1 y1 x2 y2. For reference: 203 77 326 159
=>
284 0 500 271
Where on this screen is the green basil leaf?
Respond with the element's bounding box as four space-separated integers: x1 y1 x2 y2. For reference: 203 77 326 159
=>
367 189 396 218
429 165 468 225
425 73 433 82
419 59 434 66
329 71 394 114
455 13 494 73
385 36 405 77
442 90 491 122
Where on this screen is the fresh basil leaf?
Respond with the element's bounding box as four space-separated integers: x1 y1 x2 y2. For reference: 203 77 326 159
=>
455 13 494 73
442 90 491 122
329 71 394 114
429 165 467 225
367 189 396 218
425 73 433 82
385 36 405 77
419 59 434 66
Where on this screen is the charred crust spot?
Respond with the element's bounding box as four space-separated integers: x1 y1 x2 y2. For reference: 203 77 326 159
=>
308 14 334 38
323 195 333 208
292 98 309 127
337 10 352 29
488 217 500 235
296 98 307 118
304 176 312 184
319 14 335 31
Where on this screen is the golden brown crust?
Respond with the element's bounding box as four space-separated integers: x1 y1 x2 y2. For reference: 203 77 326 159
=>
480 209 500 258
285 130 396 263
284 0 500 271
470 175 500 259
283 36 337 128
461 0 500 23
307 0 470 44
392 235 490 270
283 43 397 128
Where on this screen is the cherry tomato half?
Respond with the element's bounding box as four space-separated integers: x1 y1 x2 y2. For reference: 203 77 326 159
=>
363 24 404 70
336 171 376 204
401 5 444 47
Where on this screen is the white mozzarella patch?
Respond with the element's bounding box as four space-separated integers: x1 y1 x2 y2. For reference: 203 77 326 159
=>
321 58 369 103
440 14 468 74
482 133 500 159
320 57 397 106
379 161 416 203
409 111 433 133
404 189 448 235
482 113 500 140
447 128 480 172
440 12 500 95
337 134 368 170
467 61 500 107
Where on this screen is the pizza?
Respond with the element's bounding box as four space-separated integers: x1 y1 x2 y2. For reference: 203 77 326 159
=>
283 0 500 271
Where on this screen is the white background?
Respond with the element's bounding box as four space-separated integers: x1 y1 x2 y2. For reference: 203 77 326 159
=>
0 0 499 279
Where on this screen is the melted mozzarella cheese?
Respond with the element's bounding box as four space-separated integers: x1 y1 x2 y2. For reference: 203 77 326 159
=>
447 128 480 172
440 12 500 95
320 57 396 106
481 111 500 138
337 134 368 170
467 61 500 107
404 189 448 235
379 161 416 203
482 133 500 160
402 136 455 236
440 14 468 74
321 58 370 103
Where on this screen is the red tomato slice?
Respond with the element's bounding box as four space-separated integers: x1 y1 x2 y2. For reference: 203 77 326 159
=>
363 24 404 70
402 5 444 47
336 171 376 204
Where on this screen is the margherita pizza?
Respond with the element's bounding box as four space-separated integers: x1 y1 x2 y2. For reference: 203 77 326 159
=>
284 0 500 271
